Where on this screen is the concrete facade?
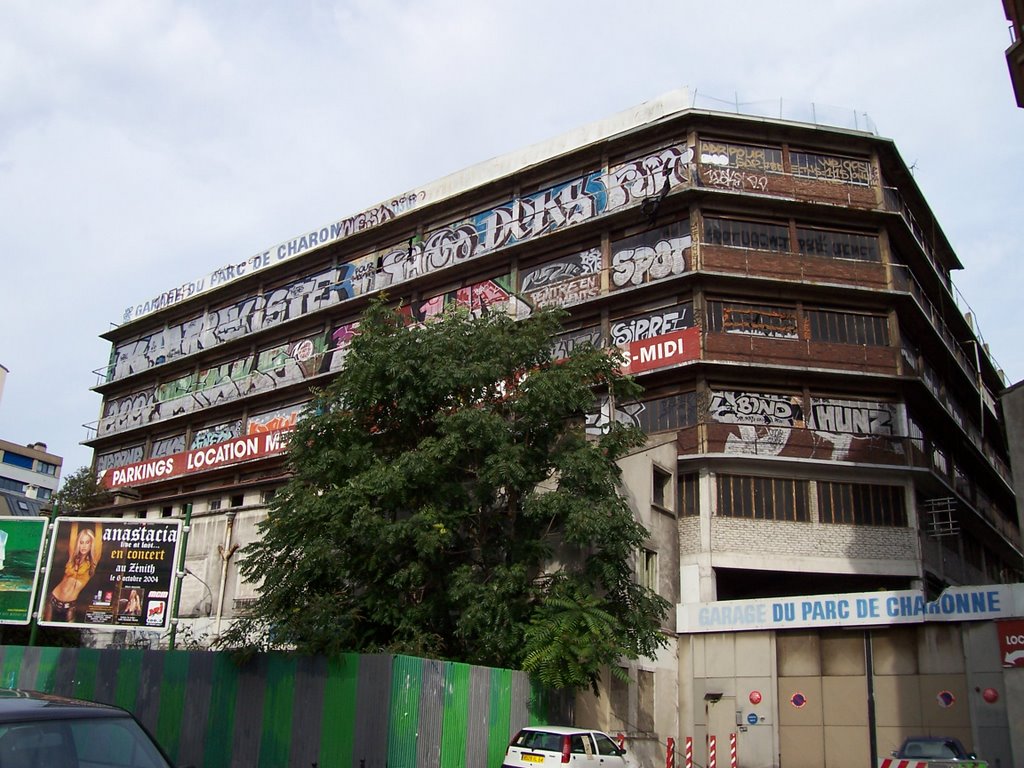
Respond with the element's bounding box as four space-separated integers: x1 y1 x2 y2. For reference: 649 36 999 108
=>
82 91 1022 766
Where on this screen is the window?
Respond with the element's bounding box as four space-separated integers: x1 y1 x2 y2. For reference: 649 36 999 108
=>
639 549 658 592
699 139 784 173
807 309 889 346
260 489 277 505
717 474 809 521
596 732 625 756
678 473 699 517
570 734 594 754
0 477 26 494
789 150 871 185
208 498 222 511
795 227 880 262
652 466 672 509
963 533 984 570
610 674 629 729
703 217 790 252
161 506 173 518
36 488 51 500
0 717 171 768
638 670 655 733
634 392 698 433
1 452 34 470
817 481 906 526
230 494 244 508
36 461 59 476
707 300 799 339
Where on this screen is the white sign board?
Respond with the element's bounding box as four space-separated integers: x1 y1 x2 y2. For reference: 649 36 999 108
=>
678 584 1024 634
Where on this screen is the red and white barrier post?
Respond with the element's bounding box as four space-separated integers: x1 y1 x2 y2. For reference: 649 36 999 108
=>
665 737 675 768
616 733 625 750
729 732 737 768
708 735 717 768
684 736 692 768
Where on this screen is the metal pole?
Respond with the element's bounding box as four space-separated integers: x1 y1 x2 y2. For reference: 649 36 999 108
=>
866 629 878 767
28 503 60 647
167 502 192 651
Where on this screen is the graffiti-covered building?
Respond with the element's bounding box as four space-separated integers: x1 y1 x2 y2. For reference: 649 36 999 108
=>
85 90 1023 767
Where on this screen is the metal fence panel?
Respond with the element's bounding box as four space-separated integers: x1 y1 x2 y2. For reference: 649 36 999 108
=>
0 645 560 768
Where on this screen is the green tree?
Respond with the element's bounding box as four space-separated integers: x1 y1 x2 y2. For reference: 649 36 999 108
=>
52 466 111 513
221 300 668 693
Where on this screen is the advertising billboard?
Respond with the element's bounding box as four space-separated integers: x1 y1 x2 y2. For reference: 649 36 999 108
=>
98 427 292 490
38 518 181 631
0 518 48 625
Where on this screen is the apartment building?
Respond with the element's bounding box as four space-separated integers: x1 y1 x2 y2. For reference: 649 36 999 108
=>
85 91 1022 767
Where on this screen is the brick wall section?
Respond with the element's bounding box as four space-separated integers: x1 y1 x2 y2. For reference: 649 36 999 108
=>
710 517 915 560
696 165 879 212
700 247 889 290
704 333 899 374
679 516 702 555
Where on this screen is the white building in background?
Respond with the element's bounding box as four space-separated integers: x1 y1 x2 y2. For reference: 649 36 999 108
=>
0 365 64 515
0 439 62 505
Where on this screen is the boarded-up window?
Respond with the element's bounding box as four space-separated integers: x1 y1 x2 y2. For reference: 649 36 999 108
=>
789 150 871 185
707 300 799 339
807 309 889 346
610 672 629 731
610 220 691 290
817 481 907 526
638 670 655 733
635 392 698 433
679 473 699 517
717 474 809 521
704 217 790 252
795 226 880 262
699 139 784 173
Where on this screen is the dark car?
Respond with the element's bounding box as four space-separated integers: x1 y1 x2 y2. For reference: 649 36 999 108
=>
0 689 175 768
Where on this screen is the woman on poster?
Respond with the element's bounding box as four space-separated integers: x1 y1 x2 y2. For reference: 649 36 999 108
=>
126 588 143 617
44 526 101 623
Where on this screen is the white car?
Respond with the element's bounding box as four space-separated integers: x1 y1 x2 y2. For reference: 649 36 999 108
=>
501 725 638 766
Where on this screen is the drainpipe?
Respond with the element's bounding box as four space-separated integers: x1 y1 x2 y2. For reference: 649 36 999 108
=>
168 502 193 651
214 511 238 639
866 630 878 767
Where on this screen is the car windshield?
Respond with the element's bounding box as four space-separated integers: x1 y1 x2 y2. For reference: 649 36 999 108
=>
0 716 173 768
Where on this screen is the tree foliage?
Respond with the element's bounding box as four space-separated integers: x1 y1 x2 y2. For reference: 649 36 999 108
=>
220 299 668 692
53 466 111 513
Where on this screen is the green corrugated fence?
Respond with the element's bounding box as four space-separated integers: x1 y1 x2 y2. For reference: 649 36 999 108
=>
0 646 570 768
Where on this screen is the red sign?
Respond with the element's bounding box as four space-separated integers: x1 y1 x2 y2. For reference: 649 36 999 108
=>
749 690 762 705
619 327 700 375
99 428 292 489
997 618 1024 667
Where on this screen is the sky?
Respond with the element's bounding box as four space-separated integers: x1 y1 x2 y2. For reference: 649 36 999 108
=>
1 0 1021 479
